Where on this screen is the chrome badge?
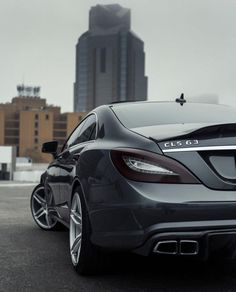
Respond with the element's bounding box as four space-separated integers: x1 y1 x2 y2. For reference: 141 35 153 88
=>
164 140 199 148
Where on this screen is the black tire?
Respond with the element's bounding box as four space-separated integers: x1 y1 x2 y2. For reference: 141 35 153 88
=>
70 187 105 275
30 184 64 231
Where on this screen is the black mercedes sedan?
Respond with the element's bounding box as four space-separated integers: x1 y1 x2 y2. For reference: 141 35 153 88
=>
31 101 236 274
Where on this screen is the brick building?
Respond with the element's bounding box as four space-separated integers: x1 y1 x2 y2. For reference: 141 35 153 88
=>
0 88 86 162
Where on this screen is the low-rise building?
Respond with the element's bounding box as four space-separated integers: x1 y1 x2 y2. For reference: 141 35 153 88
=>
0 86 86 162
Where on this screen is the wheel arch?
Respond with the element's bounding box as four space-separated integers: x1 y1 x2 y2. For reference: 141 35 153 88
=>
71 177 88 208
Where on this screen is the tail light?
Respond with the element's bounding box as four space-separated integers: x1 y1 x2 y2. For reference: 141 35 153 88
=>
110 148 200 184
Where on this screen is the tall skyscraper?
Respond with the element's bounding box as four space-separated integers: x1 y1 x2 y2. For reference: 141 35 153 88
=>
74 4 148 112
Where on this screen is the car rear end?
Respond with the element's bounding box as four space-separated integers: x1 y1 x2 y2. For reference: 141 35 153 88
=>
105 102 236 259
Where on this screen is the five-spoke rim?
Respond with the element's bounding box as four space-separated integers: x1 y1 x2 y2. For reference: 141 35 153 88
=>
70 192 82 266
31 186 57 229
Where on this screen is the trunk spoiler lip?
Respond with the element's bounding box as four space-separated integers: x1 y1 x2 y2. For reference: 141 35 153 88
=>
145 122 236 143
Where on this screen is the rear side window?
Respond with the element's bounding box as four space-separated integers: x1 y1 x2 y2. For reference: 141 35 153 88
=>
90 126 96 140
63 114 96 150
77 115 96 144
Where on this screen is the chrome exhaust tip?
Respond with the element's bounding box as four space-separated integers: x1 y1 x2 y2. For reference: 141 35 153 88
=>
179 240 199 255
153 240 178 255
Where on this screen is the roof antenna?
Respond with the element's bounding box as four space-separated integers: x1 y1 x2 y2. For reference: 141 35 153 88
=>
176 93 186 106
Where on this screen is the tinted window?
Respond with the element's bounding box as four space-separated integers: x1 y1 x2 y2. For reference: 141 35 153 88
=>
63 119 87 150
77 115 96 144
112 103 236 128
90 125 96 140
63 114 96 150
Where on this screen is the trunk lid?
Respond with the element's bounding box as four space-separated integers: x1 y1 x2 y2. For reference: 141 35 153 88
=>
132 123 236 190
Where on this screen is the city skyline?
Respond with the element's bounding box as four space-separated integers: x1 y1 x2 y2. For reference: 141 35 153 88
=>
1 0 236 112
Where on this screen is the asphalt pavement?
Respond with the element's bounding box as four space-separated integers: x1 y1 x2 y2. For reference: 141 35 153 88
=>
0 183 236 292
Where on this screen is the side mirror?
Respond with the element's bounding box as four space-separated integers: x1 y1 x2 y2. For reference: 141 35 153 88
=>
42 141 58 158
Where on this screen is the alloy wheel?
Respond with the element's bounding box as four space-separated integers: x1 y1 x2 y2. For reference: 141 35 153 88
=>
70 192 83 266
31 186 57 229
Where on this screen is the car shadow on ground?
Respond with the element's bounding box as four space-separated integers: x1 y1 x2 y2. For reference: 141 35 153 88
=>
3 223 236 291
37 227 236 291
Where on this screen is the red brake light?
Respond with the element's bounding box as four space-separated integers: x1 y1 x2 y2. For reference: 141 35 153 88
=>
111 148 200 184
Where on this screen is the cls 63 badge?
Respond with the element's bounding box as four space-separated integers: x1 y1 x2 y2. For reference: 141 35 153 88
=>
164 140 199 148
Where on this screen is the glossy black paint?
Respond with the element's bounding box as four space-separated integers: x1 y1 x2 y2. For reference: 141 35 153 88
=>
40 102 236 257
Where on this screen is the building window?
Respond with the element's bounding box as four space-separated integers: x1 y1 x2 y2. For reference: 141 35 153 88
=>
35 122 38 128
34 138 38 144
46 114 49 120
100 48 106 73
35 130 38 136
35 114 39 120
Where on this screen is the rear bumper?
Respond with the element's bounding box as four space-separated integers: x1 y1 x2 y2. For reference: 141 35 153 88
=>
134 226 236 259
91 221 236 259
88 178 236 257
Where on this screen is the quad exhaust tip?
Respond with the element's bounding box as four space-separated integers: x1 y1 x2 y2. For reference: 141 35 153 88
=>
180 240 199 255
153 240 199 255
154 240 178 255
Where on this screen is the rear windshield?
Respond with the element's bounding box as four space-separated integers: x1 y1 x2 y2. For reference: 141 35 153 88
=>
111 102 236 128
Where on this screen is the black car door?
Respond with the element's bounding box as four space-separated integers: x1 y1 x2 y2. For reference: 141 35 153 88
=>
46 159 61 207
56 114 97 221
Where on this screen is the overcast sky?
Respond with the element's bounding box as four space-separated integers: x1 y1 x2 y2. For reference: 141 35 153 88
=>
1 0 236 112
